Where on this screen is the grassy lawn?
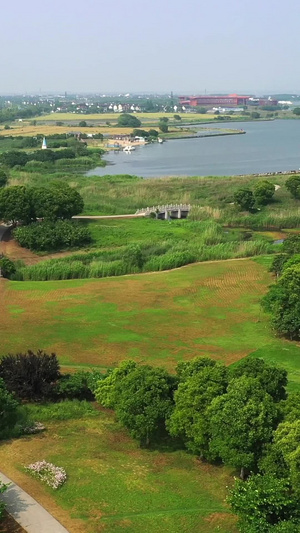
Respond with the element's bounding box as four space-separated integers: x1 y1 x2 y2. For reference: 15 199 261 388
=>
0 405 237 533
1 258 299 387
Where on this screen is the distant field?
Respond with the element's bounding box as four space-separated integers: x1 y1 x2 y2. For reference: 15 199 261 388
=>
0 407 237 533
1 258 299 387
35 112 219 122
0 124 135 137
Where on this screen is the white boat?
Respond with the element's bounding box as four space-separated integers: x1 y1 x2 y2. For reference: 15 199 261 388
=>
123 145 135 152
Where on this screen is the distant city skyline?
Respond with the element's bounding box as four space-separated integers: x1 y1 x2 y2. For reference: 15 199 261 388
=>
1 0 300 94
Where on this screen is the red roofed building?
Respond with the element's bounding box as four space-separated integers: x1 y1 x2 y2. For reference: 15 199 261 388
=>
179 94 278 107
179 94 251 107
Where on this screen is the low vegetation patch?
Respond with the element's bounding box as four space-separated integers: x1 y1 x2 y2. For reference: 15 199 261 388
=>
25 460 67 490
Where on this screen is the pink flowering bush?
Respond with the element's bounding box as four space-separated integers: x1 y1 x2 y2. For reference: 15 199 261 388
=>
25 460 67 489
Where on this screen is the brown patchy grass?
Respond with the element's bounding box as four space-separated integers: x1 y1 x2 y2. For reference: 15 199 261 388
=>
0 410 238 533
0 259 275 371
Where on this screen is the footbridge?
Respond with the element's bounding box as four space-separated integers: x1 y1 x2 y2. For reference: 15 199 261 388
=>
135 204 192 220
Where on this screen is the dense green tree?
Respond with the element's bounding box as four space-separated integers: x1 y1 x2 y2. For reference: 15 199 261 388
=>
285 176 300 199
117 114 141 127
229 474 299 532
251 111 260 119
234 188 255 210
79 120 87 127
132 129 150 138
148 129 159 137
0 350 60 400
176 356 218 382
254 180 275 206
281 392 300 423
173 114 181 120
282 235 300 255
159 122 169 133
274 420 300 496
0 150 29 167
292 108 300 116
95 360 137 408
208 376 280 478
262 265 300 339
114 365 175 446
229 358 287 402
0 377 20 438
0 256 16 278
0 186 34 224
0 169 8 188
270 254 289 277
31 183 83 220
168 362 228 458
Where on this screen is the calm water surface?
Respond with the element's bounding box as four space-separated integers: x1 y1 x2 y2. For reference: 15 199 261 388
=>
87 120 300 178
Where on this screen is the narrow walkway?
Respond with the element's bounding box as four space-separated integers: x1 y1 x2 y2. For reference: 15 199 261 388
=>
0 472 69 533
72 213 144 219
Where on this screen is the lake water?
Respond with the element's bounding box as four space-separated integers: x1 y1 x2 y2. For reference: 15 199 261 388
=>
87 120 300 178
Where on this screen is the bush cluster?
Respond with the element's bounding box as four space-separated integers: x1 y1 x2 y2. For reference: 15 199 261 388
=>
14 220 91 252
0 350 102 402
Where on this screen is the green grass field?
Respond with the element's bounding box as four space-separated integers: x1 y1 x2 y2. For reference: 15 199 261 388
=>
2 258 300 387
0 405 237 533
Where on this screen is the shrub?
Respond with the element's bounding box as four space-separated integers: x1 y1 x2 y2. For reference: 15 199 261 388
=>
234 188 255 210
286 175 300 199
253 180 275 206
56 371 95 400
0 378 23 439
0 169 8 187
0 256 16 278
0 483 7 519
0 350 60 400
14 220 91 252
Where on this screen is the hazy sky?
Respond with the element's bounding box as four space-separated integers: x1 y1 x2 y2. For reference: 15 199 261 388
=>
1 0 300 94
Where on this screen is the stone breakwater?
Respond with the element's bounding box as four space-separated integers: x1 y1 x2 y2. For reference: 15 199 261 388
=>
235 169 300 178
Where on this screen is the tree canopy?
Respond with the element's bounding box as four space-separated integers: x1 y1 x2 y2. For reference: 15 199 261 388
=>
229 358 287 402
286 176 300 199
0 186 34 224
263 264 300 339
234 188 255 211
168 361 228 458
0 183 84 225
114 365 175 445
117 114 141 127
208 376 280 477
253 180 275 206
